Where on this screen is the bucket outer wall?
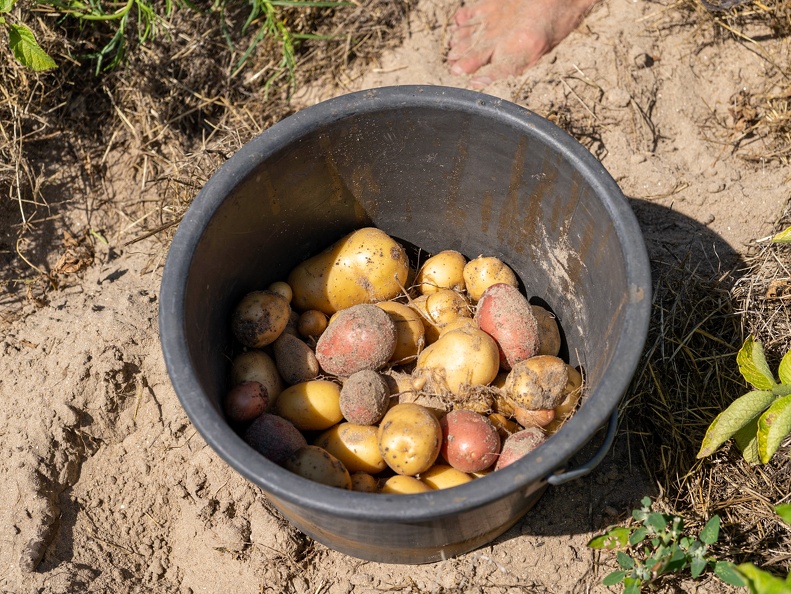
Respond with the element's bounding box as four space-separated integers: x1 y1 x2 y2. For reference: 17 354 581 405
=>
159 85 652 564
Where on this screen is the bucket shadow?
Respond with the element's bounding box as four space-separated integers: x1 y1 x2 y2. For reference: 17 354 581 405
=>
491 197 747 544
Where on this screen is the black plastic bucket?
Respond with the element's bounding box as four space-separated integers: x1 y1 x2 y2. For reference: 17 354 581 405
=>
159 85 651 564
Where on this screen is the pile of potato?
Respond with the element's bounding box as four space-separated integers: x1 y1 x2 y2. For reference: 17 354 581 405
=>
224 227 583 493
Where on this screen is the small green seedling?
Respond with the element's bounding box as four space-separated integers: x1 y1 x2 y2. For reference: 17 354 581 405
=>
698 336 791 464
1 0 57 71
588 497 745 593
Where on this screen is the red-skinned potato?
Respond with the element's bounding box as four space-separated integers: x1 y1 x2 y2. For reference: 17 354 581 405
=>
231 290 291 348
495 427 546 470
474 283 540 370
223 381 268 424
440 409 501 473
243 413 307 466
513 407 556 428
315 304 397 376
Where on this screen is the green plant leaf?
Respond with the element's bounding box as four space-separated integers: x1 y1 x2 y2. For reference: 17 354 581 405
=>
738 337 777 390
699 515 720 545
715 561 747 587
629 527 648 546
646 512 667 532
772 226 791 243
0 0 14 13
734 419 762 463
623 577 642 594
697 390 776 458
757 394 791 464
690 557 707 579
779 351 791 385
737 563 791 594
8 24 57 71
588 526 630 550
602 570 627 586
617 551 636 570
775 504 791 526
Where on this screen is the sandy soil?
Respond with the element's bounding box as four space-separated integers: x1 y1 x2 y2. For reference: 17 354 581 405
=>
1 0 789 592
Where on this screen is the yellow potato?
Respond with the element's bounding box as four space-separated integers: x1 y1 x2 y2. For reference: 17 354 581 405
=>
533 305 561 357
267 281 293 303
380 475 431 494
231 350 284 408
420 464 472 490
378 403 442 476
415 326 500 396
462 256 519 302
231 290 291 348
376 301 426 364
488 412 521 440
297 309 328 339
287 227 410 315
411 290 471 344
275 380 343 431
545 366 584 434
415 250 467 295
314 423 387 474
437 317 478 339
350 472 379 493
284 446 351 489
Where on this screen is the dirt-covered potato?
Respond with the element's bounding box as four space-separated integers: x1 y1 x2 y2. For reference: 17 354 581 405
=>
287 227 410 315
376 300 426 363
243 413 307 466
415 326 500 396
231 290 291 348
223 381 268 424
275 380 343 431
378 403 442 476
495 427 546 471
475 283 540 370
420 464 473 490
532 305 561 357
440 409 501 473
415 250 467 295
462 256 519 302
380 475 431 494
297 309 328 339
315 304 397 376
314 422 387 474
285 445 352 489
273 332 320 385
350 472 379 493
504 355 569 410
231 350 284 408
339 370 390 425
545 365 584 434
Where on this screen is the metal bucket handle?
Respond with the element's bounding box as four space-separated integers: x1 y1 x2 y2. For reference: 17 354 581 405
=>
546 409 618 486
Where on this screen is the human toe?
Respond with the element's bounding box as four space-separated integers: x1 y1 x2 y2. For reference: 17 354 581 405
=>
449 50 493 75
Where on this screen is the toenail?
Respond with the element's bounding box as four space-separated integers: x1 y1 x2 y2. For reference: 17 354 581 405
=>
451 64 466 75
472 76 492 86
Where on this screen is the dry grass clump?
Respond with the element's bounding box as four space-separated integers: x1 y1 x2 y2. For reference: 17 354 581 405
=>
620 202 791 570
0 1 415 321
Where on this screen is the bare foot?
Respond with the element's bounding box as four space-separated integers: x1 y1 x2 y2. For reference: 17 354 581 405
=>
447 0 600 85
